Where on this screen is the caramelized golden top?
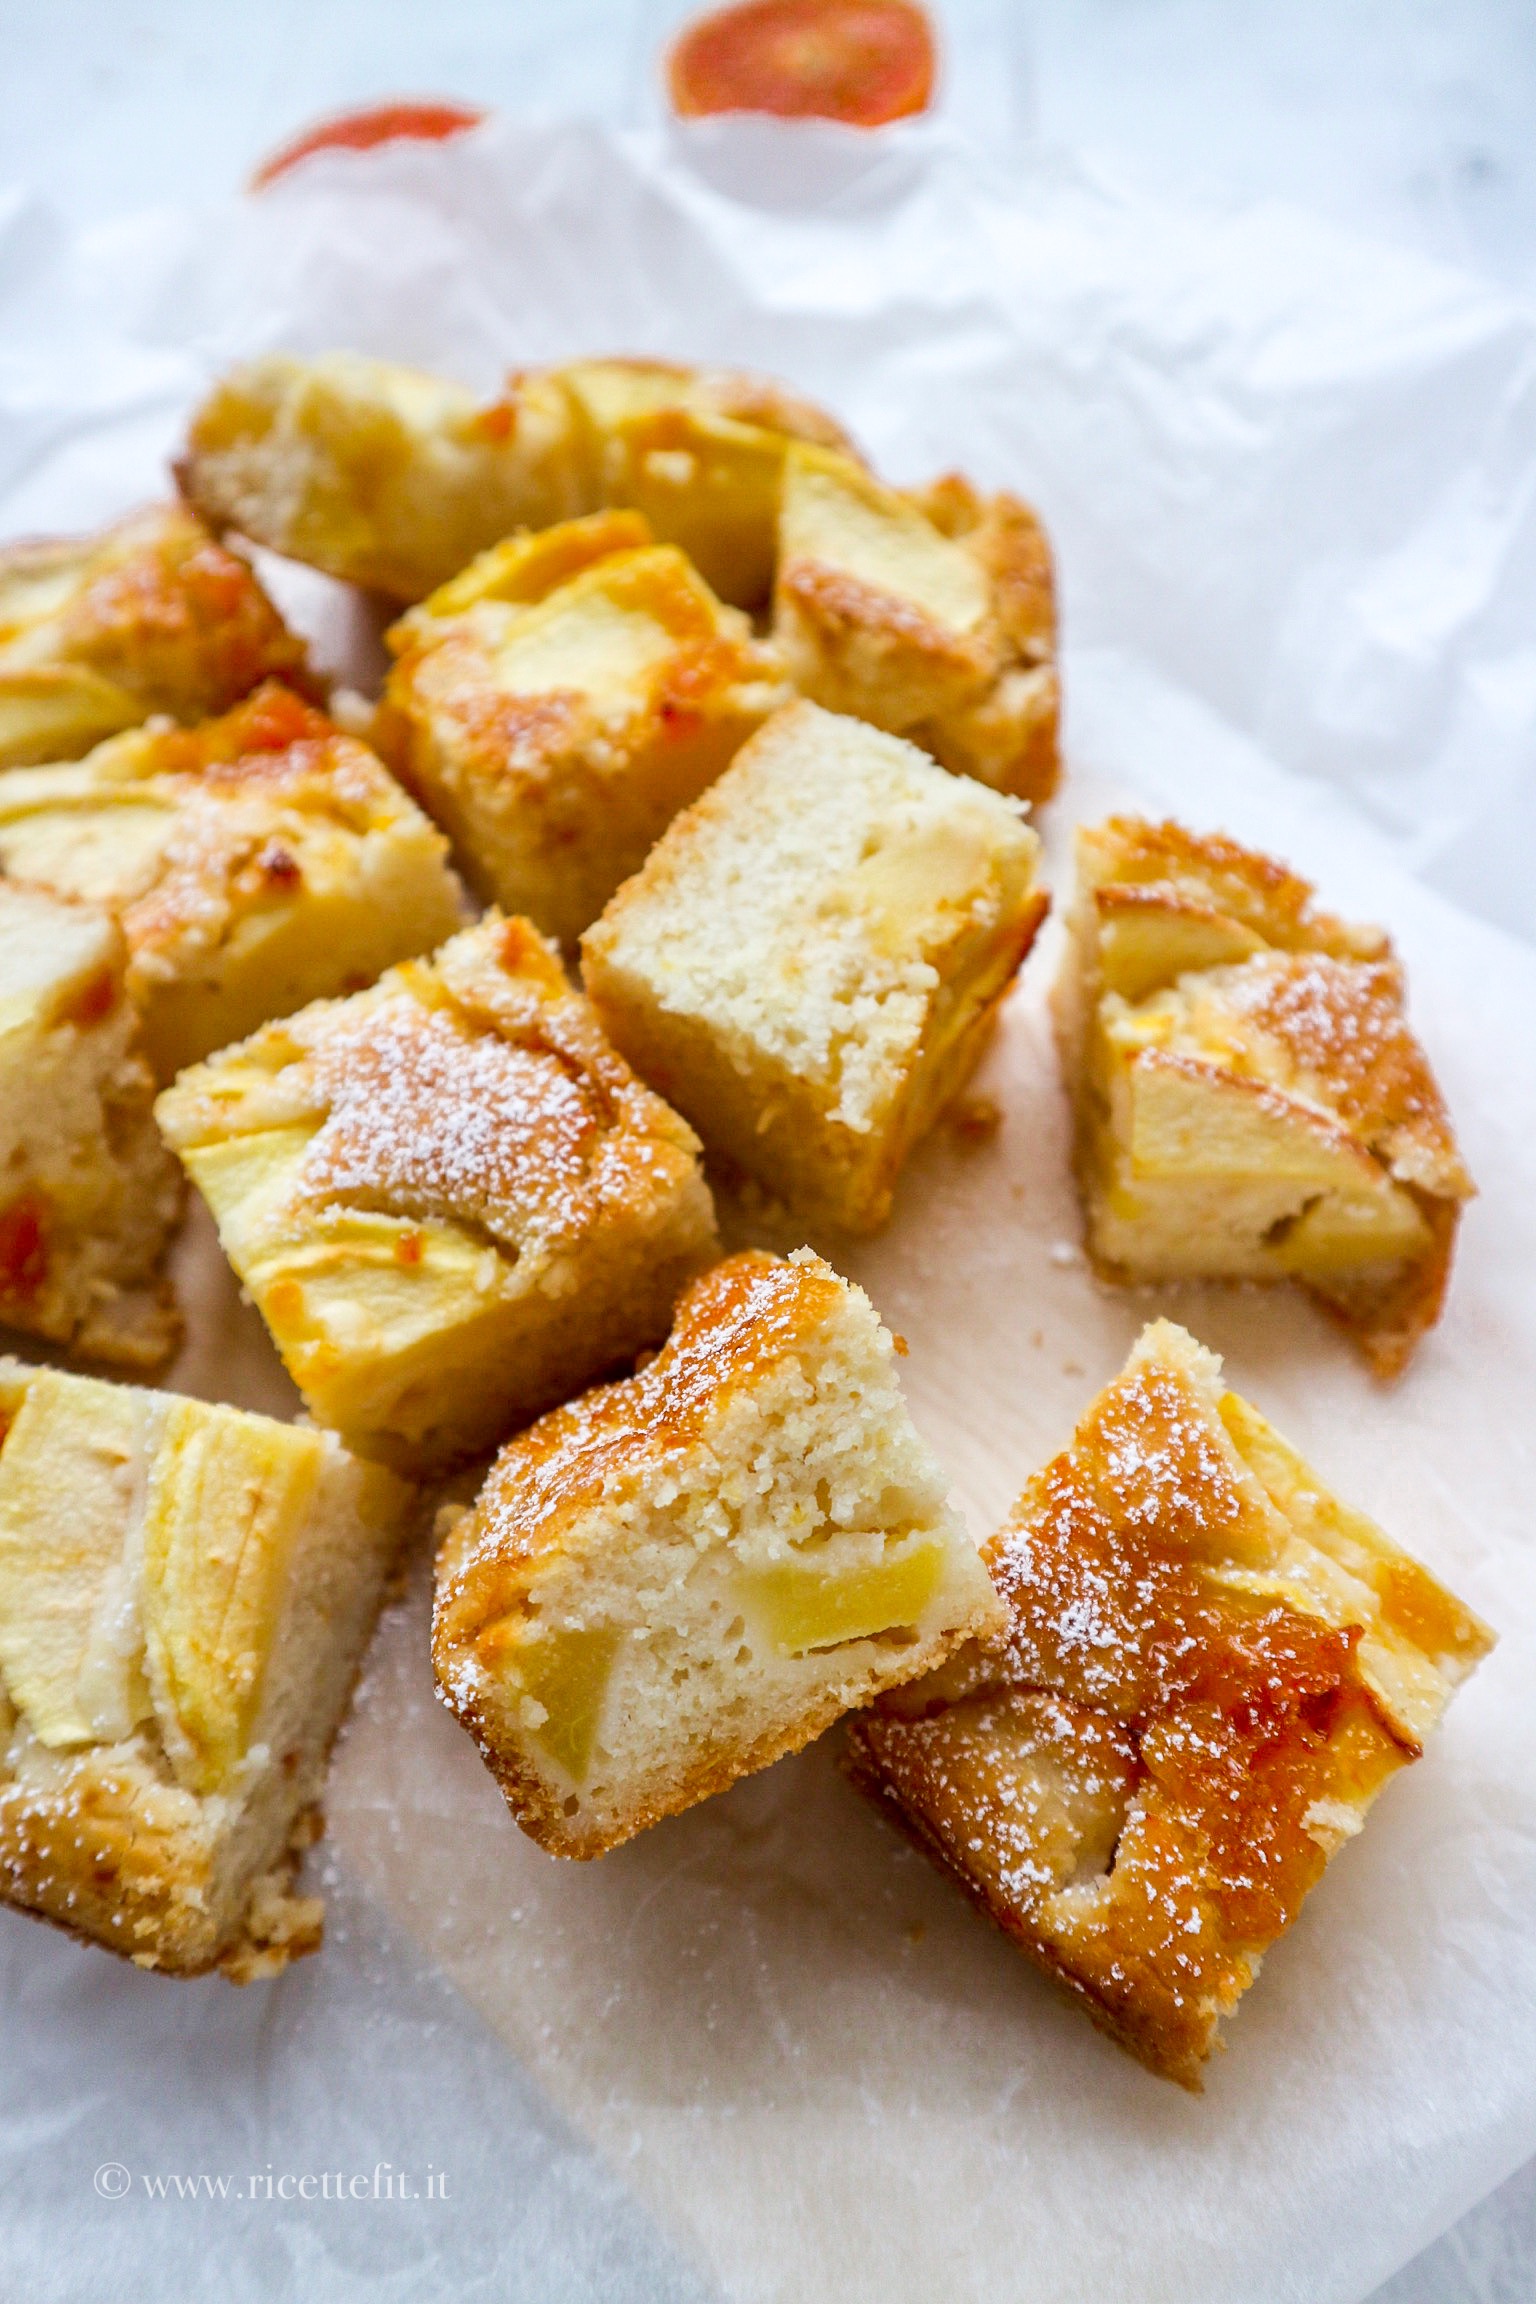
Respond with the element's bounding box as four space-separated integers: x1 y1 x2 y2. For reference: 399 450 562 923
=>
392 543 781 778
553 355 855 455
1081 815 1380 958
860 1323 1483 2082
907 476 1056 661
436 1249 844 1612
58 683 434 969
983 1349 1342 1717
142 681 362 787
0 503 306 715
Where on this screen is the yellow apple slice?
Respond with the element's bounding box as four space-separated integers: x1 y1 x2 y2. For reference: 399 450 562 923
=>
140 1400 324 1794
743 1534 946 1656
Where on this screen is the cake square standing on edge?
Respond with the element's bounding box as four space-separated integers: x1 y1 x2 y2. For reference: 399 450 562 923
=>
155 913 719 1474
379 512 789 947
0 1356 416 1978
1056 815 1475 1373
0 681 465 1083
433 1247 1003 1858
581 699 1049 1234
0 881 182 1371
844 1319 1493 2088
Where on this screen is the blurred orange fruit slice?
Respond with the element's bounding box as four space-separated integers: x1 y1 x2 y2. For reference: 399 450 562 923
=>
667 0 935 128
251 101 486 190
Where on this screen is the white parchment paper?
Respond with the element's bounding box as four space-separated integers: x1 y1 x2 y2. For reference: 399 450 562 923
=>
2 116 1535 2304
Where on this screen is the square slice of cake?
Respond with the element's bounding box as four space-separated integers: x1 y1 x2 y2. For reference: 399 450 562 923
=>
0 881 182 1371
581 699 1048 1233
772 447 1061 803
433 1247 1003 1857
0 503 309 770
1057 816 1474 1374
155 914 718 1473
844 1319 1493 2088
0 1356 415 1977
380 516 789 945
0 680 465 1082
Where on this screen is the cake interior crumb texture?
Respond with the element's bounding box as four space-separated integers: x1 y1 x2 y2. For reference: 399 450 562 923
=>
845 1318 1494 2088
1058 815 1474 1375
0 1356 414 1977
433 1248 1003 1858
0 882 182 1370
583 699 1047 1233
155 913 718 1474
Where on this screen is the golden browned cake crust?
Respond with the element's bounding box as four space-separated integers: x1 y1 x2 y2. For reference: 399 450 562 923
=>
434 1248 1001 1856
845 1321 1493 2087
0 1754 324 1981
0 680 465 1081
438 1251 850 1600
1057 816 1474 1375
0 504 309 769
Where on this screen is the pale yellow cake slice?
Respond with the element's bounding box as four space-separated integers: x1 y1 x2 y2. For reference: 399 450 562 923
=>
0 882 182 1371
179 350 852 608
1056 816 1474 1374
433 1248 1003 1857
155 914 719 1474
379 514 790 945
0 1356 416 1977
0 503 308 769
845 1319 1493 2088
772 448 1061 803
0 680 465 1082
581 699 1048 1233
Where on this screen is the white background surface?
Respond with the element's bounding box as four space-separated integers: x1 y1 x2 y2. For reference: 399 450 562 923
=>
1 6 1534 2301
